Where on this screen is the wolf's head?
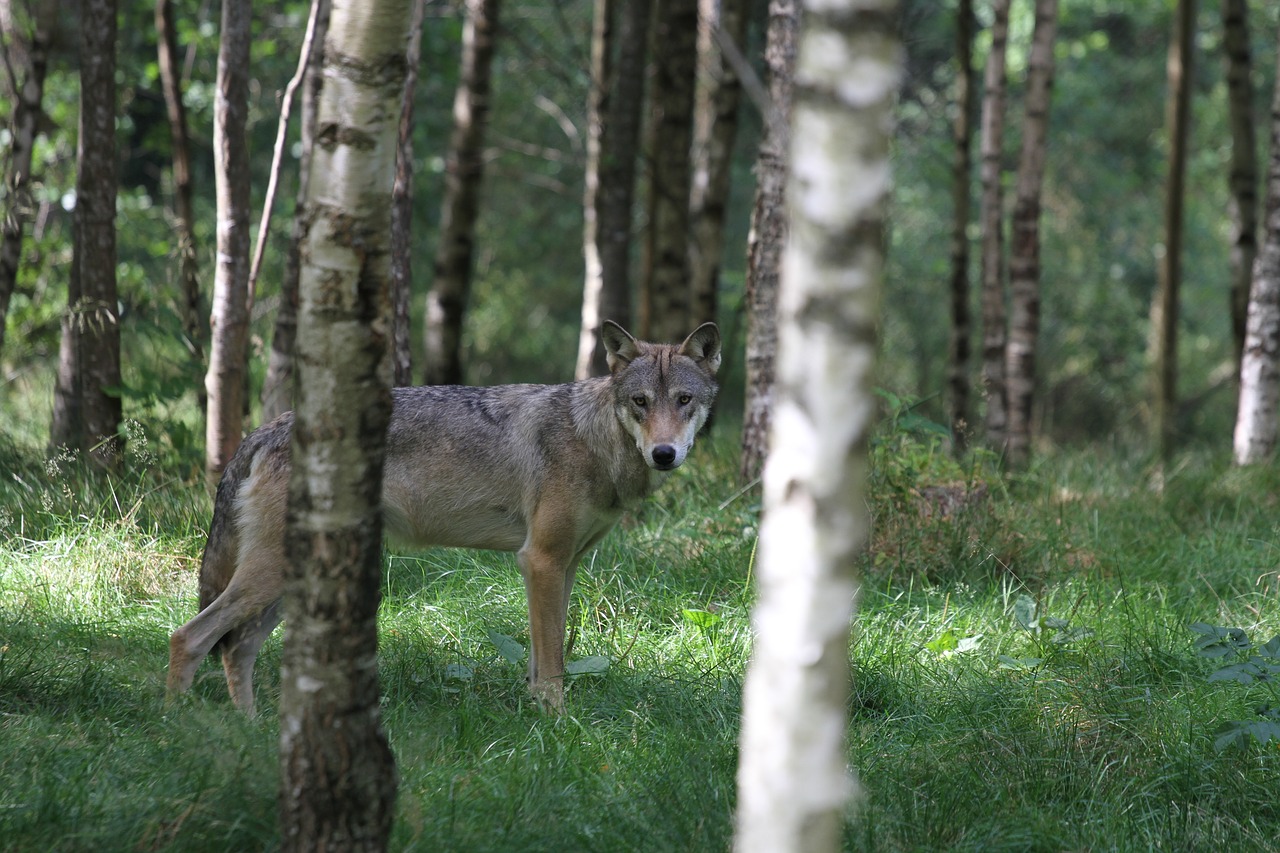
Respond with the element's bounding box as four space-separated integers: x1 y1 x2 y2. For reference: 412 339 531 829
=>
602 321 721 471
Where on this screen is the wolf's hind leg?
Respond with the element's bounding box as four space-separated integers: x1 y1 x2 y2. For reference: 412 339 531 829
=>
220 599 282 717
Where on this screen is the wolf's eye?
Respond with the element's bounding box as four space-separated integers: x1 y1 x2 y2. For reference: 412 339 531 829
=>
677 394 692 405
632 395 647 408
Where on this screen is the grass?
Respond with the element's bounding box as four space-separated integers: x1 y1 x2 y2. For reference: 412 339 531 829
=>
1 418 1279 851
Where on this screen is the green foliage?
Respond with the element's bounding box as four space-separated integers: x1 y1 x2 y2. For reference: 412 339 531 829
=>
1191 623 1280 752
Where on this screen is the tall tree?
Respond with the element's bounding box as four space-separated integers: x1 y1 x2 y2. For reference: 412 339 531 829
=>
688 0 749 327
205 0 252 483
738 0 797 484
979 0 1012 451
423 0 500 386
947 0 975 451
1232 33 1280 466
734 0 899 847
1003 0 1058 468
0 0 57 361
277 0 414 845
1223 0 1257 371
575 0 650 380
73 0 122 467
391 0 427 387
155 0 204 384
640 0 699 343
262 0 331 423
1148 0 1195 460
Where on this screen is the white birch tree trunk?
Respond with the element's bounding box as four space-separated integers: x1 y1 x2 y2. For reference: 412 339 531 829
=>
733 1 901 850
278 0 414 846
1233 33 1280 466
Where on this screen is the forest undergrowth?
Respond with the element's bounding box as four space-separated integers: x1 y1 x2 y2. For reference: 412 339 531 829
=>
1 407 1279 851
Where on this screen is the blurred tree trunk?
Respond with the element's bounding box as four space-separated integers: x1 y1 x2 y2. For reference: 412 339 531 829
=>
575 0 649 380
1223 0 1257 373
50 196 83 450
391 0 426 387
1148 0 1194 460
75 0 123 467
1233 36 1280 466
1003 0 1058 468
0 0 56 362
156 0 205 394
734 2 899 849
277 0 411 846
640 0 698 343
205 0 252 483
688 0 748 327
424 0 499 386
262 0 330 423
947 0 975 452
738 0 797 484
978 0 1011 452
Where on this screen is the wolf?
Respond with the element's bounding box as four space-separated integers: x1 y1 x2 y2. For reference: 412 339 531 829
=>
166 321 720 715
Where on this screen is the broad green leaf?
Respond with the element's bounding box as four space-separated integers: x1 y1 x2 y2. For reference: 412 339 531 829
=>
926 630 958 653
1012 595 1038 631
565 656 610 677
682 609 722 630
487 630 526 665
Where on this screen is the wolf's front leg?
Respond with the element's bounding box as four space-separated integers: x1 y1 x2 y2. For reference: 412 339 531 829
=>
517 542 574 712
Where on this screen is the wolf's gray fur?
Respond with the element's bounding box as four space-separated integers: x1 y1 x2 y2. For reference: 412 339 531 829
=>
166 322 721 714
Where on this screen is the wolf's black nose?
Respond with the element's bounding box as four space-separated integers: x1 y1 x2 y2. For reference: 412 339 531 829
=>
652 445 677 467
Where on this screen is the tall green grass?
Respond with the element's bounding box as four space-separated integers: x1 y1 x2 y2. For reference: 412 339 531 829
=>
1 419 1278 851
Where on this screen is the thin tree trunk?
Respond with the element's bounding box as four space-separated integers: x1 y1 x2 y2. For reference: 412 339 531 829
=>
979 0 1011 451
576 0 650 380
947 0 975 452
688 0 749 327
262 0 330 423
156 0 204 386
734 2 900 849
1223 0 1257 373
50 205 83 450
78 0 123 467
1232 33 1280 466
1003 0 1058 469
205 0 253 484
424 0 500 386
738 0 797 484
1148 0 1195 460
641 0 699 344
277 0 413 846
391 0 427 387
0 0 56 362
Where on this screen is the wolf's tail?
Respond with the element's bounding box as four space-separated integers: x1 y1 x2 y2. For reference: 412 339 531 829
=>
197 445 254 615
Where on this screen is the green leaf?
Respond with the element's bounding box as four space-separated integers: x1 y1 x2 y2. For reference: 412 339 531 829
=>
926 630 958 653
682 609 722 630
444 663 474 682
998 654 1043 670
1012 595 1038 631
565 656 610 677
487 630 526 665
955 635 983 653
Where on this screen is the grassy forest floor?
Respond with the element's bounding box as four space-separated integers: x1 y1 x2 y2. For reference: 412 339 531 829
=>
2 411 1280 852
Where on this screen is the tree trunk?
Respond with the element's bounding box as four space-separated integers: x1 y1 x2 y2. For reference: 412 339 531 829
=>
0 0 56 362
156 0 205 389
947 0 975 452
50 203 83 451
277 0 413 847
575 0 650 380
205 0 253 484
77 0 123 467
1232 34 1280 466
734 2 899 850
424 0 500 386
979 0 1011 451
262 0 330 423
1148 0 1195 460
688 0 749 327
738 0 797 484
1003 0 1058 469
391 0 427 387
641 0 699 343
1223 0 1257 373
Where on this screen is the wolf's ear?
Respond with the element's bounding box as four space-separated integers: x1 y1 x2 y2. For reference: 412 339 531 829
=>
602 321 642 374
679 323 722 375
